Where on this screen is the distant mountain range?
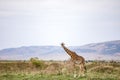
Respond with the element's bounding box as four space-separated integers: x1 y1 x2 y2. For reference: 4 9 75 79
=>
0 40 120 60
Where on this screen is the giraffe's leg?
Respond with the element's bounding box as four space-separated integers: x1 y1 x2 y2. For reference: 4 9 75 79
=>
77 64 86 77
73 71 77 78
78 64 82 77
73 63 78 78
81 64 86 76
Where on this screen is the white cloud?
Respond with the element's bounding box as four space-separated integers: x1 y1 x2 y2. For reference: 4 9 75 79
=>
0 0 120 49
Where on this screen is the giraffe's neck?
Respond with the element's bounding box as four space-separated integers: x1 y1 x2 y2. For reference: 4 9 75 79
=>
62 45 78 59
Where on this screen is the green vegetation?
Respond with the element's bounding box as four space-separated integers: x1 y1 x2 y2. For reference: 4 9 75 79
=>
0 59 120 80
30 57 47 69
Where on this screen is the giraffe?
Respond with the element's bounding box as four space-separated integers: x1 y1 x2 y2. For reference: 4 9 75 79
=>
61 43 86 77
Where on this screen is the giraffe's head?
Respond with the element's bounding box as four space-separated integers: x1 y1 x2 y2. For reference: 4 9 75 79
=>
61 43 65 46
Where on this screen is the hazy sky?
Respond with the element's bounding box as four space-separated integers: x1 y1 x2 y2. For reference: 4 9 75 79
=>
0 0 120 49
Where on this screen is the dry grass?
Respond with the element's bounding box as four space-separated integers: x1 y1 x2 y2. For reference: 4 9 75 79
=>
0 60 120 80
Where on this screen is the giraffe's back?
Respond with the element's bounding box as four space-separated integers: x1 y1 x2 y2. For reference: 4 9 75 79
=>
73 55 85 64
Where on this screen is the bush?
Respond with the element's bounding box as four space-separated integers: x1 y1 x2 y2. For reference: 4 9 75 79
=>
30 57 47 69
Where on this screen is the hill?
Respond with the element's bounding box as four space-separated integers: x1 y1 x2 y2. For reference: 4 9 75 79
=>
0 40 120 60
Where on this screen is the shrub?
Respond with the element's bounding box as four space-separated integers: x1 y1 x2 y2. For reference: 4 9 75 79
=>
30 57 47 69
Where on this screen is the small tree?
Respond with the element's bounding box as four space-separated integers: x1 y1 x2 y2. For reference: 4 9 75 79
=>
30 57 47 69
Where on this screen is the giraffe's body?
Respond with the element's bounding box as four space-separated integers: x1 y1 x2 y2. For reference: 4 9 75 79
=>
61 43 86 77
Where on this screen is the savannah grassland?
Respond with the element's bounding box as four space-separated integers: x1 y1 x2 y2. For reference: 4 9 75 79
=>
0 59 120 80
